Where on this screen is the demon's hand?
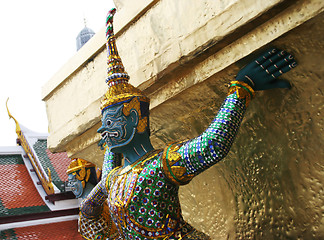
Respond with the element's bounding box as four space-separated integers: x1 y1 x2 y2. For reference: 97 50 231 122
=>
236 48 297 90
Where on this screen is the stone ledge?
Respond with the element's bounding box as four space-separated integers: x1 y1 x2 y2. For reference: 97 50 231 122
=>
66 0 324 165
43 0 323 160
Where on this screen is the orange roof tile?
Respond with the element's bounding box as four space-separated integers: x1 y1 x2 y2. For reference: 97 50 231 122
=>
45 149 70 182
33 140 71 192
3 220 83 239
0 162 45 210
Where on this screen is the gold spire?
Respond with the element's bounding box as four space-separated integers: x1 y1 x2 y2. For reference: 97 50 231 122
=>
6 98 21 135
100 8 149 112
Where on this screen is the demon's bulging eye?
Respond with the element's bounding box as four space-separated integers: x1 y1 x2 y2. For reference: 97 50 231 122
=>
106 119 112 127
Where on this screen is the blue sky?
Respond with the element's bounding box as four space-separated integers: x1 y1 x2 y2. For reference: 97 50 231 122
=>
0 0 115 146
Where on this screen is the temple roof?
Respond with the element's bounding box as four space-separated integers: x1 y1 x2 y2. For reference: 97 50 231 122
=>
1 220 82 239
6 101 78 207
0 101 80 234
0 152 50 217
76 26 95 51
33 139 70 192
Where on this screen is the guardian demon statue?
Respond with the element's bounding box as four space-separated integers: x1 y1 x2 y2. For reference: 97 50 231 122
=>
78 8 297 240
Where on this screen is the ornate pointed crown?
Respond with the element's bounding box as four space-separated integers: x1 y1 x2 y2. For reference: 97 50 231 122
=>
67 158 95 175
101 8 149 112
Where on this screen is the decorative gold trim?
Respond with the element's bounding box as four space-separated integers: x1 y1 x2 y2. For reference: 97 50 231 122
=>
6 98 54 195
162 141 194 186
67 158 95 174
106 166 121 191
122 97 140 116
228 81 255 107
6 98 21 135
120 97 148 134
79 203 118 240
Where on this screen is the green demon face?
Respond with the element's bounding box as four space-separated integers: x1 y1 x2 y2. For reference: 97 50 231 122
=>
97 103 138 152
67 173 84 198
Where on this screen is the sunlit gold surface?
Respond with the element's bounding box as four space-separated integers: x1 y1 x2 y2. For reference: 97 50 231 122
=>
65 10 324 240
149 15 324 239
42 1 323 238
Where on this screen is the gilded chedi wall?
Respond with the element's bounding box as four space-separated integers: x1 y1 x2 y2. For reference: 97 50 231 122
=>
42 0 324 239
177 15 324 239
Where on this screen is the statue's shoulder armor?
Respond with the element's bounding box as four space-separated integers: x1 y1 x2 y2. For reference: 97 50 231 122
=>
161 140 194 185
105 166 122 192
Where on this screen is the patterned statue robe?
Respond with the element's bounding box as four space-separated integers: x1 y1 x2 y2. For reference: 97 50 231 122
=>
79 85 251 240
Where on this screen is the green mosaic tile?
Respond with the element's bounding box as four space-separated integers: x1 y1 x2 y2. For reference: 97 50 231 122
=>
0 199 9 216
32 140 64 191
0 155 24 165
0 198 49 217
0 229 17 240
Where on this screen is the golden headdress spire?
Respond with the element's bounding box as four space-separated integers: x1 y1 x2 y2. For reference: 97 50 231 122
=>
101 8 149 112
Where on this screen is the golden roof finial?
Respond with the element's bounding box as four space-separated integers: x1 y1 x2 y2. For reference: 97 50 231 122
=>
6 98 21 135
